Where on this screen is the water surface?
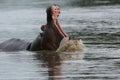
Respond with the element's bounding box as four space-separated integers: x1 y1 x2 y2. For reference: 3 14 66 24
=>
0 0 120 80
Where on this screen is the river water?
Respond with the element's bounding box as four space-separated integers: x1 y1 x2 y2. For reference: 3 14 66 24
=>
0 0 120 80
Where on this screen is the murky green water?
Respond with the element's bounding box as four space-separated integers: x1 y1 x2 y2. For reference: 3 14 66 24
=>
0 0 120 80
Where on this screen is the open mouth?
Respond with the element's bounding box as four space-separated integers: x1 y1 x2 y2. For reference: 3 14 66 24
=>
55 21 67 37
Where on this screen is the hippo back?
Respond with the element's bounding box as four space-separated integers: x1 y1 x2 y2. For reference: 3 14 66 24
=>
0 38 30 51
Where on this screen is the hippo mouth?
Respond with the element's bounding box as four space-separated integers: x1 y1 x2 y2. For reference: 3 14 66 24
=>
55 22 68 37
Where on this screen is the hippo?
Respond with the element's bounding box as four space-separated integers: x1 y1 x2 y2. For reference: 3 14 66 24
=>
0 4 63 51
0 4 85 52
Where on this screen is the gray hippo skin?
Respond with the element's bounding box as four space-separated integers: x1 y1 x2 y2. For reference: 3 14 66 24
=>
0 38 30 51
0 33 43 51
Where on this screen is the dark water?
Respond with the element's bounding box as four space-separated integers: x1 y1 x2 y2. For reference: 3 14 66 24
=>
0 0 120 80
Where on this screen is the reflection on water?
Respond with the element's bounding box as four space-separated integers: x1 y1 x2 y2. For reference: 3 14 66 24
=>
34 51 84 80
0 49 120 80
35 51 62 80
0 51 84 80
